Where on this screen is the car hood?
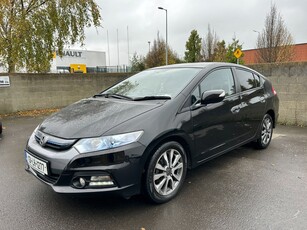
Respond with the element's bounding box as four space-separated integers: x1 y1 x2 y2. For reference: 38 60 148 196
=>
39 98 162 139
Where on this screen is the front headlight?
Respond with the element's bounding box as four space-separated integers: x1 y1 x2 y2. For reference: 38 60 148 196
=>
74 130 144 154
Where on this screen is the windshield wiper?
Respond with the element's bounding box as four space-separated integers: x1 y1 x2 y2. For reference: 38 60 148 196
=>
93 93 133 100
133 95 172 101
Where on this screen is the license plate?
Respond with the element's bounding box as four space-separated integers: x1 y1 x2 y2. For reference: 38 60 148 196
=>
25 151 48 175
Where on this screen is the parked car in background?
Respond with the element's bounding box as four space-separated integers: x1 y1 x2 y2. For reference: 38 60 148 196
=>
25 62 279 203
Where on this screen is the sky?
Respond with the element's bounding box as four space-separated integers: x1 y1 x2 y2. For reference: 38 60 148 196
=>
74 0 307 66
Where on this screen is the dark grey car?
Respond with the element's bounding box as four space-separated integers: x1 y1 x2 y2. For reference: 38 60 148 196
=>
25 63 279 203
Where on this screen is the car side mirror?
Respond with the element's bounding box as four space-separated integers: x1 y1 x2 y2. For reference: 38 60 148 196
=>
201 90 225 105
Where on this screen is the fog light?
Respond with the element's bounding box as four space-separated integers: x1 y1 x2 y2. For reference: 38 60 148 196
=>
89 181 114 186
72 177 87 188
79 177 86 187
89 175 114 187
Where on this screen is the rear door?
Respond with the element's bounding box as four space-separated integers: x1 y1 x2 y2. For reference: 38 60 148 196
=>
191 68 243 163
234 68 266 139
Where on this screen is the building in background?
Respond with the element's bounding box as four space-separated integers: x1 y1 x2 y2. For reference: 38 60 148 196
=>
52 49 107 73
243 43 307 64
0 49 129 73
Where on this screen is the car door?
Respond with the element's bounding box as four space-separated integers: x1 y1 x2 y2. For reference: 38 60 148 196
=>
234 68 266 139
191 68 243 163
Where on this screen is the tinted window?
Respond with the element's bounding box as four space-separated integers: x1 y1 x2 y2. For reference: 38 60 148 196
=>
236 69 255 91
191 86 201 104
200 68 235 96
253 74 261 87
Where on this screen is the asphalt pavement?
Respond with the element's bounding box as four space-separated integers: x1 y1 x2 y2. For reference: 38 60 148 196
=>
0 116 306 230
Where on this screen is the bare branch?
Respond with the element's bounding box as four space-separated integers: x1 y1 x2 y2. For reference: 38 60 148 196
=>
256 4 294 63
202 24 218 62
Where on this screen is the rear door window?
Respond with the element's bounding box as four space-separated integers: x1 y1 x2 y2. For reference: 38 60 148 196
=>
236 69 256 91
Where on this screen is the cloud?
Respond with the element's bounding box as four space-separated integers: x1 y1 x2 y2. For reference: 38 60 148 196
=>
76 0 307 65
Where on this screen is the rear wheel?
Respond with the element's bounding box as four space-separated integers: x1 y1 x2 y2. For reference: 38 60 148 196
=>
145 141 187 203
256 114 273 149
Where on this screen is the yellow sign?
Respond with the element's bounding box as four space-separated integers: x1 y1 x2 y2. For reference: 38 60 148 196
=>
234 48 243 59
52 52 56 59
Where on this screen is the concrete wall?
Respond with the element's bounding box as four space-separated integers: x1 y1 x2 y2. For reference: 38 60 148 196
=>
0 62 307 126
0 73 132 114
249 62 307 126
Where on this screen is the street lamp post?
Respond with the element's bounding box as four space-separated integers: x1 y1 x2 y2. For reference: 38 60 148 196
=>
148 41 151 53
253 30 261 38
158 7 168 65
253 30 260 47
253 30 260 34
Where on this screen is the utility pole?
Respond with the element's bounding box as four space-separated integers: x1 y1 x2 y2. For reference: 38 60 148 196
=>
117 29 120 69
158 7 168 65
107 30 110 66
127 26 130 68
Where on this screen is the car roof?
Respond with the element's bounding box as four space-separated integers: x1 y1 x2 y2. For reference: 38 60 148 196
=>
150 62 241 69
150 62 266 79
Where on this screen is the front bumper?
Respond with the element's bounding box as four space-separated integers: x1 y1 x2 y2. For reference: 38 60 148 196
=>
25 132 146 198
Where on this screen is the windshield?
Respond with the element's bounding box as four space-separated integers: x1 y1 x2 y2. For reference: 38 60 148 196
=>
103 68 201 99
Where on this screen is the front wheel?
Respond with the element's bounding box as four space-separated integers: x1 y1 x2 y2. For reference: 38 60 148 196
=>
256 114 273 149
145 141 187 203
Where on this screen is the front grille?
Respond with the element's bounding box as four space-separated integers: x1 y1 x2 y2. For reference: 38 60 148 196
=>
35 131 76 150
69 151 126 168
36 172 60 184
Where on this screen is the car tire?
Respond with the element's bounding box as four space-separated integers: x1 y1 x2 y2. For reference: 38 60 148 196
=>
256 114 273 149
145 141 187 204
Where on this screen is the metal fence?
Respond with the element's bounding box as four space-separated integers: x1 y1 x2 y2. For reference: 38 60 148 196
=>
57 66 131 73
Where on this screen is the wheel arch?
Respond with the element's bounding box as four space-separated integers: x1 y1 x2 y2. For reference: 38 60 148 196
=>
141 131 193 177
266 109 276 128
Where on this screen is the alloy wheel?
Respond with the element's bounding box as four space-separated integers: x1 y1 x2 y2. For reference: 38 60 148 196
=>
153 148 184 196
261 117 272 145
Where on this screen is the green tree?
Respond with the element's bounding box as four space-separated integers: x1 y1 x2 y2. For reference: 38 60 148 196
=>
145 34 181 68
184 29 202 62
213 40 227 62
130 52 145 72
225 38 244 64
0 0 101 73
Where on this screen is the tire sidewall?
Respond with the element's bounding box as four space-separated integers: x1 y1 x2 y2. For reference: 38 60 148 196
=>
257 114 273 149
146 141 187 203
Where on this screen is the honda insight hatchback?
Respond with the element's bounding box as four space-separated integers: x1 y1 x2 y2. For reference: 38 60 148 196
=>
25 63 279 203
